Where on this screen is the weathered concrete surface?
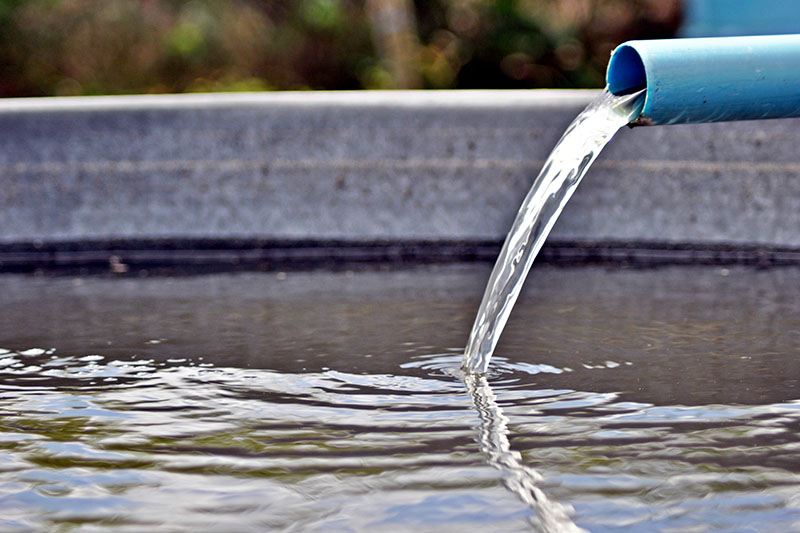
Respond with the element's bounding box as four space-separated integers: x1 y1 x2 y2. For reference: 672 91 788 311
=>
2 90 799 246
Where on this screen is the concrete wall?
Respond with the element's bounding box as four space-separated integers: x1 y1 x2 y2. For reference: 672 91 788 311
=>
2 90 800 247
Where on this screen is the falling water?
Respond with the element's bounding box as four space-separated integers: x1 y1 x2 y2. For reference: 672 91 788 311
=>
463 88 645 373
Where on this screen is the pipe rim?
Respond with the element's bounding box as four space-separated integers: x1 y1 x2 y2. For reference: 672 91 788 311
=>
607 44 647 96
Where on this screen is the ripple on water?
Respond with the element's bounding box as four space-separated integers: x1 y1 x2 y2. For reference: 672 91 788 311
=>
2 266 800 531
1 346 799 531
0 347 537 531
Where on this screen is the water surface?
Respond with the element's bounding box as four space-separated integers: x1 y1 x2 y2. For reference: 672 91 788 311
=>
1 265 800 531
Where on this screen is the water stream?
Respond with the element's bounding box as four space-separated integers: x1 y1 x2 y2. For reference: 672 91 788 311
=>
463 88 645 373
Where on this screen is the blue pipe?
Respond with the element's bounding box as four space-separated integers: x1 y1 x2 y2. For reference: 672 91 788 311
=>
606 34 800 125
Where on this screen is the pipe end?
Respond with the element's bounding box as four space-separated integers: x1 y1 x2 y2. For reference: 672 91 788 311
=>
607 44 647 95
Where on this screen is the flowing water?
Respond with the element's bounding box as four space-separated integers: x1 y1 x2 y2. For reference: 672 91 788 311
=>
2 266 800 532
464 88 645 373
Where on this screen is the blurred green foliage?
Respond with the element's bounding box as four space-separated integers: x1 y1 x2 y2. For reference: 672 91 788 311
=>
0 0 680 97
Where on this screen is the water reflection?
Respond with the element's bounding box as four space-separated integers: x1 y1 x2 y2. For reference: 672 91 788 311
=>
1 266 800 530
2 343 800 531
464 371 584 533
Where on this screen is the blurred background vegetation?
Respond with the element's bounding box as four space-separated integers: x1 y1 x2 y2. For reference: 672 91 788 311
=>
0 0 681 98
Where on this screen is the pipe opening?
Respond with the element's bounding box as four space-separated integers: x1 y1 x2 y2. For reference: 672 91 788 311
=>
607 45 646 95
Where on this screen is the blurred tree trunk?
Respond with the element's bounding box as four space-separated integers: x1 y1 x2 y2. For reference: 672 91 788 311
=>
365 0 421 89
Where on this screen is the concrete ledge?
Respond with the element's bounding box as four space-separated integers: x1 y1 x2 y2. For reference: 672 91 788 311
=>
2 90 800 247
